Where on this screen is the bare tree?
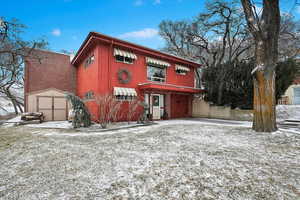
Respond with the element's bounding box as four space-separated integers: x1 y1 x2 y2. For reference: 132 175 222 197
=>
95 94 122 128
240 0 280 132
0 17 47 114
159 0 252 105
278 14 300 59
126 98 142 124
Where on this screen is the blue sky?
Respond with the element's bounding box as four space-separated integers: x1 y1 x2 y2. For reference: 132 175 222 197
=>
2 0 300 53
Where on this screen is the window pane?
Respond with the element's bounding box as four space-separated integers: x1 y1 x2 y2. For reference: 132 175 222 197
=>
124 57 133 64
147 65 166 82
116 55 124 62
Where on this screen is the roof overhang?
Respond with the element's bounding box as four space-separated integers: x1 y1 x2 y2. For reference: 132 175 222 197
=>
138 83 204 94
71 32 202 67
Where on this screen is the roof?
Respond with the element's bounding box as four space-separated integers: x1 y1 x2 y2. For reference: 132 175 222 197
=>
32 48 71 57
71 31 201 67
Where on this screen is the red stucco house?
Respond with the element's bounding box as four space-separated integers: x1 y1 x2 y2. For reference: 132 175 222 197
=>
25 32 203 121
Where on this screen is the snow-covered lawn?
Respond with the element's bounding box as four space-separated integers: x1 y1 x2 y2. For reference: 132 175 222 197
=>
0 120 299 199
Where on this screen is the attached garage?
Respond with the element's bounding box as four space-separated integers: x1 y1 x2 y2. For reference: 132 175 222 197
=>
171 94 191 118
26 88 70 121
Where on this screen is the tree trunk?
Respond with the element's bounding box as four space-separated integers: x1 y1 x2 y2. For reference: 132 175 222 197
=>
240 0 280 132
253 71 277 132
217 81 224 105
252 45 277 132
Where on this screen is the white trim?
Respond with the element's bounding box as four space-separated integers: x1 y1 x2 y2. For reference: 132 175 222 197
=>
146 57 170 67
114 48 137 60
138 82 202 90
114 87 137 96
175 64 190 72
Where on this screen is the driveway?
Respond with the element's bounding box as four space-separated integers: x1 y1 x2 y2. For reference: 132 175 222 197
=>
0 120 299 199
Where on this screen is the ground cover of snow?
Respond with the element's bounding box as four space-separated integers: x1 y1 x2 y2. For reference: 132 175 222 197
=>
277 105 300 121
0 120 299 199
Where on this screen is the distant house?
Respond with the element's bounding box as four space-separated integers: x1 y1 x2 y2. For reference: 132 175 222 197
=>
278 59 300 105
25 32 204 121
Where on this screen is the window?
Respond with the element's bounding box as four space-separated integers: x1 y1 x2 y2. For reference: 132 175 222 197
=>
115 55 134 64
85 55 95 67
147 65 166 82
175 69 187 75
175 65 190 75
84 91 94 100
195 68 203 89
115 95 136 101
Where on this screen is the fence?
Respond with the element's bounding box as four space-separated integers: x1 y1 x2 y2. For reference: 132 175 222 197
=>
192 99 253 121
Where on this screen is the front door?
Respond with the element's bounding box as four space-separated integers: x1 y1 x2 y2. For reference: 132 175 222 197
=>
152 95 160 120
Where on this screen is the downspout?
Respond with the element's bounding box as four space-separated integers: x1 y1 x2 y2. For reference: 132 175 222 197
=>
108 40 113 92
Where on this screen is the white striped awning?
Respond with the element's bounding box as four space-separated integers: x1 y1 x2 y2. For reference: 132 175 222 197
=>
114 48 137 60
114 87 137 96
175 64 190 72
146 57 170 67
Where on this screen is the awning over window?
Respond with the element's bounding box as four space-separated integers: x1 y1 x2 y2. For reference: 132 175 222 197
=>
175 64 190 72
146 57 170 67
114 48 137 60
114 87 137 96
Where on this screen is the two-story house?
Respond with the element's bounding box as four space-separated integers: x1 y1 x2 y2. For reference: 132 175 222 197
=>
24 32 203 121
71 32 203 120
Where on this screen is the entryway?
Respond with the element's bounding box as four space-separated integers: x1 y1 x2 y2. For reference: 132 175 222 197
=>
145 93 164 120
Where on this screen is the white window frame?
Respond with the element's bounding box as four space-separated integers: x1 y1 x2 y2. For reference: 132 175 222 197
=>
147 65 166 83
115 55 134 64
115 95 136 101
85 55 95 68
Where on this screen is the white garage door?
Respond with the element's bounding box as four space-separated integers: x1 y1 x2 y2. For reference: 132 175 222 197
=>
294 88 300 105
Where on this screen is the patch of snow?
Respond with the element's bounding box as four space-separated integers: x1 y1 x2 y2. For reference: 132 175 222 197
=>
0 106 15 116
4 116 22 123
0 122 299 199
276 105 300 121
26 121 73 129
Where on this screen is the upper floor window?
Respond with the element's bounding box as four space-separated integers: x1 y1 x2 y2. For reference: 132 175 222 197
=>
147 65 166 82
85 55 95 68
175 64 190 75
114 48 137 64
145 57 170 83
116 55 134 64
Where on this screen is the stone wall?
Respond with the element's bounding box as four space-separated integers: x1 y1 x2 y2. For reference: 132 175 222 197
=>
192 99 253 121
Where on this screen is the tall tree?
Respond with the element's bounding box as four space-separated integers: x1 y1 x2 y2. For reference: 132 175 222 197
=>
159 0 252 105
240 0 280 132
0 17 47 114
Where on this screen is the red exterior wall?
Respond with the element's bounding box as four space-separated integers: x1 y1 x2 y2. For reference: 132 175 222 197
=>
73 32 202 121
76 45 99 120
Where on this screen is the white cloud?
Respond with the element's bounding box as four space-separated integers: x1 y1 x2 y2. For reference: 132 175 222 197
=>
51 29 61 37
119 28 159 39
154 0 161 5
134 0 143 6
